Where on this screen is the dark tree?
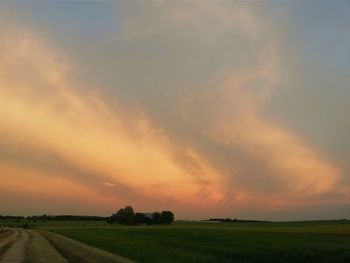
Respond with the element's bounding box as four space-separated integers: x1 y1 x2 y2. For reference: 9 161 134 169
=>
109 206 135 225
152 212 161 224
160 211 174 224
132 213 147 225
107 213 118 224
107 207 175 225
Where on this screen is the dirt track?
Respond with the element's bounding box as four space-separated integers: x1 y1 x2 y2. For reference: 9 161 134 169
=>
0 229 28 263
0 230 18 251
0 228 134 263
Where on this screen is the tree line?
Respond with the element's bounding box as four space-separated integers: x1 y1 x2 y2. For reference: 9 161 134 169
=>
205 218 270 223
0 215 108 221
107 206 174 225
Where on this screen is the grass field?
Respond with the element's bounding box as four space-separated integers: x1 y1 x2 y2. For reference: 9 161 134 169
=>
1 219 350 262
43 220 350 263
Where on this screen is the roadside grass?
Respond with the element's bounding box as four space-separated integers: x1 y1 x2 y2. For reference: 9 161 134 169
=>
24 230 68 263
48 221 350 263
38 230 134 263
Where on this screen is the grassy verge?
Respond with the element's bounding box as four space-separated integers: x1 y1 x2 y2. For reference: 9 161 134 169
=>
38 230 134 263
24 230 68 263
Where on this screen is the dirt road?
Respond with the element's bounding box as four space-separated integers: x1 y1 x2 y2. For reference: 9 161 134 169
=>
0 229 18 251
0 229 28 263
0 228 134 263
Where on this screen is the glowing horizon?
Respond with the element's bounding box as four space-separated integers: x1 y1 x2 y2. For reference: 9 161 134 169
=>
0 2 349 220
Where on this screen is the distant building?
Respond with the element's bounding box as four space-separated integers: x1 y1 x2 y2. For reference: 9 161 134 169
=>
142 213 154 219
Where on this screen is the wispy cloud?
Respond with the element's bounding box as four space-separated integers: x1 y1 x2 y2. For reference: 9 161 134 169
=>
0 22 225 213
102 182 116 187
0 2 348 218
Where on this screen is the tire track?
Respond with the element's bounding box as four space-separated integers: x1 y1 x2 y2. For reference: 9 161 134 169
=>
0 229 28 263
0 230 18 257
25 230 69 263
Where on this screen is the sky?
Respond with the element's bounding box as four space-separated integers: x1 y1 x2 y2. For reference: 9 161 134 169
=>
0 2 349 221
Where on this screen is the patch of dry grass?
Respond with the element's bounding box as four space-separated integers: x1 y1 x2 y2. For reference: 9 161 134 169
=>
24 230 68 263
39 230 134 263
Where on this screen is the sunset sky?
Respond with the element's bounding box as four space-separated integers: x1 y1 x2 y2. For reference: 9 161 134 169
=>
0 2 349 220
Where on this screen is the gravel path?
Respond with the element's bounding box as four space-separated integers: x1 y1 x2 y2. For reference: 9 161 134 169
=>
0 230 28 263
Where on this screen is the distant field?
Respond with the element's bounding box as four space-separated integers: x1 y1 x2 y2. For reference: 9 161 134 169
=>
0 219 108 228
46 220 350 263
1 219 350 262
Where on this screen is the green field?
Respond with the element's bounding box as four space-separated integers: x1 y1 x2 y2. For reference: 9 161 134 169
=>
1 219 350 262
44 220 350 263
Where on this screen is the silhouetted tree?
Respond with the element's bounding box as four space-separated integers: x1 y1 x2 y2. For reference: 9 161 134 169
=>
152 212 161 224
107 213 117 224
132 213 147 225
107 207 175 225
160 211 174 224
109 206 135 225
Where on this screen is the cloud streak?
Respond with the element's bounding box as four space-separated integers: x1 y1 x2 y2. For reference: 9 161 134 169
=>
0 23 226 214
0 2 348 219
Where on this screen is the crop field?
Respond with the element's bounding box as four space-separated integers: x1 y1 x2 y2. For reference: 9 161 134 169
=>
1 219 350 263
45 220 350 263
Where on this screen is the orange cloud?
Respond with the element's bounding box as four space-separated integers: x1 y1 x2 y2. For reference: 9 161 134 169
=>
0 27 225 211
0 162 118 207
0 3 346 218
